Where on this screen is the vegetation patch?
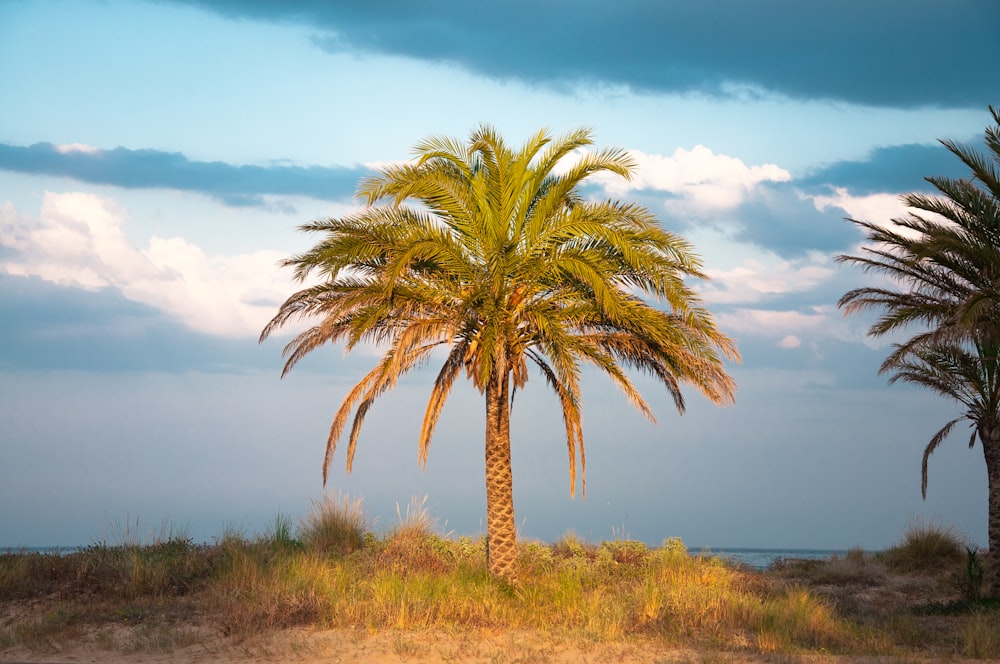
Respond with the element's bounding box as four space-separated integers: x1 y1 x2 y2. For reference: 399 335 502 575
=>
5 511 999 660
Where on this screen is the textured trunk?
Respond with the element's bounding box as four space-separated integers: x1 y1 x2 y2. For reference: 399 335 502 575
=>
484 369 517 583
982 420 1000 598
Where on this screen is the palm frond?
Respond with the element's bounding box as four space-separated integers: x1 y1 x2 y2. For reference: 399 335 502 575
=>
922 417 964 498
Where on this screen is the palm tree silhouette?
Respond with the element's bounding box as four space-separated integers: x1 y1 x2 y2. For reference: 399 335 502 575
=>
839 107 1000 596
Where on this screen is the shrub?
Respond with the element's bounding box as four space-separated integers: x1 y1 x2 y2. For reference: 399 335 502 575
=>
599 539 649 566
299 492 367 556
879 517 965 573
958 546 986 602
552 531 594 560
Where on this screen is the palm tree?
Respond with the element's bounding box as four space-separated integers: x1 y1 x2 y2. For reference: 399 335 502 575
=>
838 106 1000 596
261 125 739 583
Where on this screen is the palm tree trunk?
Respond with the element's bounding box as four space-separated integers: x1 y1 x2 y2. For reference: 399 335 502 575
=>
484 369 517 583
982 421 1000 598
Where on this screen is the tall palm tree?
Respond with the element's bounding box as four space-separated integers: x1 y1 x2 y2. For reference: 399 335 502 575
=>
838 106 1000 596
261 125 739 582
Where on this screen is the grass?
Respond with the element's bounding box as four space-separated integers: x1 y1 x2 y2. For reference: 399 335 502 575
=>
1 507 998 660
877 516 967 573
299 492 367 556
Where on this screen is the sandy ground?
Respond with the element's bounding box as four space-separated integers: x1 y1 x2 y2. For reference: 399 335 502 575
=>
0 625 986 664
1 595 993 664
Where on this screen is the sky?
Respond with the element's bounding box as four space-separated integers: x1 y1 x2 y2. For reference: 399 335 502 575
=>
1 0 998 551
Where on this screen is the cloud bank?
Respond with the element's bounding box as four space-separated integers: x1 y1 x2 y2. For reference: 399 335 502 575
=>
165 0 997 109
0 193 292 337
0 142 368 207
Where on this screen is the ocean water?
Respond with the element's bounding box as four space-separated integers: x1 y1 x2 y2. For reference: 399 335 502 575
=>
694 547 848 570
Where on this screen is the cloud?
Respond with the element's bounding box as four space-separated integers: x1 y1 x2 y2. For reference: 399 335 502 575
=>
580 146 860 259
595 146 789 214
728 183 861 257
811 189 915 230
800 141 973 196
0 193 293 337
700 255 835 305
165 0 997 109
778 335 801 349
717 307 832 339
0 273 270 372
0 142 369 207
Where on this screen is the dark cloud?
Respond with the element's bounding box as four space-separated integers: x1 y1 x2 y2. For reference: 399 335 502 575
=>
0 274 269 372
800 141 977 196
163 0 996 109
0 143 368 206
0 274 381 377
733 183 858 257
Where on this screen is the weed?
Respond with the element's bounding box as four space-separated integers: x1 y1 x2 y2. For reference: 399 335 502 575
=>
391 632 430 658
261 512 302 551
958 546 986 602
394 495 435 541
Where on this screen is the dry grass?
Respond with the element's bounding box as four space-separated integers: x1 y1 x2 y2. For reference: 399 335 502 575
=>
2 511 999 660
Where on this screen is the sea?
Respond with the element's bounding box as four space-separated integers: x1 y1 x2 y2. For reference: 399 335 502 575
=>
3 545 847 570
691 547 849 570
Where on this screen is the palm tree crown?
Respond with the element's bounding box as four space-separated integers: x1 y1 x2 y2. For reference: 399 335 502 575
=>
838 106 1000 358
837 106 1000 597
261 125 739 581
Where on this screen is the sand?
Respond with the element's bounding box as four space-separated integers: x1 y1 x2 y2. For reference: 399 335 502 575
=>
0 625 970 664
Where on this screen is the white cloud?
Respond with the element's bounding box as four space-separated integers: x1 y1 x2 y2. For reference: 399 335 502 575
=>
594 145 791 213
717 307 830 338
715 304 879 349
810 187 920 237
0 192 291 337
778 335 801 349
699 254 834 305
54 142 100 154
363 158 417 171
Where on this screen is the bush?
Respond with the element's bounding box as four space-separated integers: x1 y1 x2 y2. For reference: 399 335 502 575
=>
879 517 964 573
299 493 367 556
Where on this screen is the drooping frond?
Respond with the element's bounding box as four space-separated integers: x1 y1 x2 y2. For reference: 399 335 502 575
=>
921 417 963 498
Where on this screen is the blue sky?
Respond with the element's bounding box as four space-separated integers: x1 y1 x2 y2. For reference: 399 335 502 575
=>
1 0 998 550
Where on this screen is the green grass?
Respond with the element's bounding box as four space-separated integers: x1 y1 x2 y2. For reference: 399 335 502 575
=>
2 509 998 659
